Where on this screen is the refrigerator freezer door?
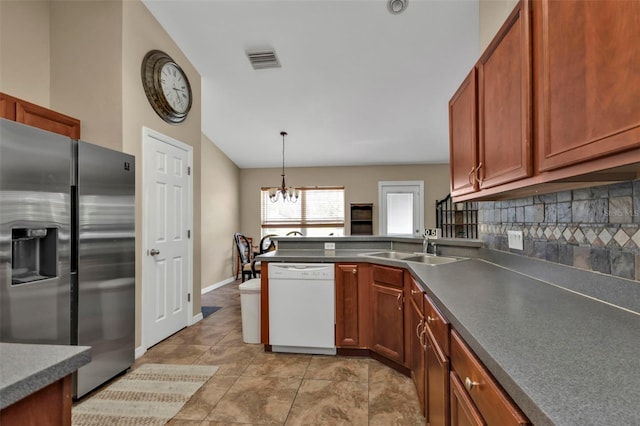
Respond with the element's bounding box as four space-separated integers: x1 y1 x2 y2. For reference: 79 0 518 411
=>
75 141 135 397
0 119 72 345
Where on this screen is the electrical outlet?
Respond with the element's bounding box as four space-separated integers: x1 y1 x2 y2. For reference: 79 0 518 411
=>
324 242 335 250
507 230 524 250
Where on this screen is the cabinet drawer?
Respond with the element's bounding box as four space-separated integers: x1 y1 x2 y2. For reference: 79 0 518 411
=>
409 279 424 311
424 295 450 356
450 330 530 426
372 265 404 288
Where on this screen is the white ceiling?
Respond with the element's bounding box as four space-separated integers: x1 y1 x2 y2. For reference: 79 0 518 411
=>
142 0 479 169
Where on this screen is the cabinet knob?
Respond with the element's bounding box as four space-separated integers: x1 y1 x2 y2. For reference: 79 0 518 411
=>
464 377 480 391
352 269 357 275
411 288 421 295
427 315 438 323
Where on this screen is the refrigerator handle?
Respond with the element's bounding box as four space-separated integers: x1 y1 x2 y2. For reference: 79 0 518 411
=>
71 185 78 274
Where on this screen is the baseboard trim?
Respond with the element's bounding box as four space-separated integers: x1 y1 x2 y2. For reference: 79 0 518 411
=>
135 345 146 360
191 312 203 325
201 276 236 294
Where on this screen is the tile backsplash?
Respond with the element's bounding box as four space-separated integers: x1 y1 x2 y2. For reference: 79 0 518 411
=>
477 180 640 281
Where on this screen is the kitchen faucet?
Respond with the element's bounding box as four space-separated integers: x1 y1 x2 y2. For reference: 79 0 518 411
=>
422 236 438 256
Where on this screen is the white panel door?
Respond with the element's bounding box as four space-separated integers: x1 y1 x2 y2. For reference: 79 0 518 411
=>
379 181 424 237
143 128 192 348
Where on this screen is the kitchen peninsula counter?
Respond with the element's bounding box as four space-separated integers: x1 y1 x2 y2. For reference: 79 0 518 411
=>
0 343 90 409
258 240 640 425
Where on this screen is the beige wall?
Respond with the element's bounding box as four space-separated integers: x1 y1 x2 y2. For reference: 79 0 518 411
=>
201 135 241 287
479 0 519 51
0 0 228 350
0 1 51 106
240 164 451 240
50 0 123 150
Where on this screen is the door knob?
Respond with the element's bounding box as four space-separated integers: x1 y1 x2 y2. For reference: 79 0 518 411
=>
149 248 160 256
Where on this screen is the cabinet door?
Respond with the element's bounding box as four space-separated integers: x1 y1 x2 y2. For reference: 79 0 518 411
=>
409 296 425 415
426 330 450 426
535 0 640 171
335 263 360 347
477 0 532 189
450 372 485 426
449 69 478 197
371 283 404 364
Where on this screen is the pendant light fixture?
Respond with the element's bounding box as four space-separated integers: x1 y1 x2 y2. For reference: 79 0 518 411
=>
268 131 299 203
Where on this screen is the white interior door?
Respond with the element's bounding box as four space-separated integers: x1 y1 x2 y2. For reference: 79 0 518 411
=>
143 127 193 348
379 181 424 237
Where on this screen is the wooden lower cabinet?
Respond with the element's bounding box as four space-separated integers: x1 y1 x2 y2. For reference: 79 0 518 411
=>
0 375 72 426
409 289 425 414
335 263 361 347
450 372 485 426
450 330 529 426
426 328 450 426
370 265 405 365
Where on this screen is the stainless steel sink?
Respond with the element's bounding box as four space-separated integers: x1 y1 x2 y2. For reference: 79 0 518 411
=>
403 254 464 265
363 251 416 260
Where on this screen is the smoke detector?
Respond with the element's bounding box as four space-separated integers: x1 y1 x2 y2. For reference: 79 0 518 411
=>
246 50 281 70
388 0 408 14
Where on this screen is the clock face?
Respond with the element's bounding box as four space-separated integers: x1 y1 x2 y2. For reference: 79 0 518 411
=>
141 50 193 124
160 62 190 114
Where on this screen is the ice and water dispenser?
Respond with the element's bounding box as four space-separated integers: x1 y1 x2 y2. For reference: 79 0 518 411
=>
11 227 58 284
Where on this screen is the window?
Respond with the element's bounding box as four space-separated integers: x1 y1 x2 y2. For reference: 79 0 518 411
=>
261 187 345 237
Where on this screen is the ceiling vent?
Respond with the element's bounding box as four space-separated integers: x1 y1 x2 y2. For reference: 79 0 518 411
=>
246 50 281 70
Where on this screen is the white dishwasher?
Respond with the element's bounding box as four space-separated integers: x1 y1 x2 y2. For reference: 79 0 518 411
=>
268 263 336 355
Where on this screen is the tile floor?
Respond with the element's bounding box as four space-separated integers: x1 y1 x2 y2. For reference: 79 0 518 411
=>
132 280 425 425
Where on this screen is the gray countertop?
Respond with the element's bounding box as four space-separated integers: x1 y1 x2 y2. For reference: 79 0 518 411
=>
0 343 91 409
260 249 640 426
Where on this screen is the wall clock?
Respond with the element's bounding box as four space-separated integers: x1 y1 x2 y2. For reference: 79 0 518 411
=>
141 50 192 124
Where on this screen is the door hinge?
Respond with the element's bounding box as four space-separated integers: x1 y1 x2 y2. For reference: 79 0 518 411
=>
187 229 191 239
187 166 191 175
188 293 191 302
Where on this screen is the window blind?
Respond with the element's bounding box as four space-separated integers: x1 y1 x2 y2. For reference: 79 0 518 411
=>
261 187 345 229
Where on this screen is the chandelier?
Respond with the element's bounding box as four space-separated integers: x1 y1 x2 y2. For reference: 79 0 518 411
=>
268 131 299 203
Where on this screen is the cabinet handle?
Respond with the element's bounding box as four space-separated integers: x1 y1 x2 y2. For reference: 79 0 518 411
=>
464 377 480 391
419 324 427 349
475 162 483 185
396 293 402 310
468 166 476 186
416 319 424 339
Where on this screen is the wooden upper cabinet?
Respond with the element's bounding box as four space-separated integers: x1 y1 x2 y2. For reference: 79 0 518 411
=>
477 0 532 189
0 93 81 139
449 68 478 198
535 0 640 172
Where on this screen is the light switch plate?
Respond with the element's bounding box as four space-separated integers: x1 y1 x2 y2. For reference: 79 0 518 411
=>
324 242 336 250
507 230 524 250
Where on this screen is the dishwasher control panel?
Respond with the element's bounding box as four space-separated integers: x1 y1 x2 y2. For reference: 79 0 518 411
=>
268 263 335 280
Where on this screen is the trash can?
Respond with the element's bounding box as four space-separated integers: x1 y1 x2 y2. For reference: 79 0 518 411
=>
239 278 261 344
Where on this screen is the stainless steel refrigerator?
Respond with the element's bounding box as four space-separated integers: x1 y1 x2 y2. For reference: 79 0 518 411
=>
0 118 135 398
